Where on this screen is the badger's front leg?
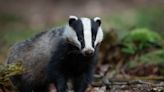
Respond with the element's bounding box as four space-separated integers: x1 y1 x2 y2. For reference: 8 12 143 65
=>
47 65 67 92
47 70 67 92
73 71 93 92
54 74 67 92
33 84 49 92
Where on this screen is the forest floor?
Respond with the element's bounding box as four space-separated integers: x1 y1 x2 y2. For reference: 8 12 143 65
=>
88 78 164 92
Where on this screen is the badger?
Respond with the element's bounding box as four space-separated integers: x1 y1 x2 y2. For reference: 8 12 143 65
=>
6 16 103 92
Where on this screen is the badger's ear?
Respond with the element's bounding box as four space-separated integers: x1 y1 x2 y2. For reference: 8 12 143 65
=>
94 17 101 26
69 15 78 26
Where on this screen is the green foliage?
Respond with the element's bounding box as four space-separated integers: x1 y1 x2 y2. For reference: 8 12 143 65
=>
123 28 162 43
121 28 163 54
139 49 164 64
121 43 136 54
0 62 24 84
127 49 164 69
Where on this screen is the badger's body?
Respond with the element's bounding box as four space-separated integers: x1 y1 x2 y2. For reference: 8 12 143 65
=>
6 16 103 92
7 27 65 84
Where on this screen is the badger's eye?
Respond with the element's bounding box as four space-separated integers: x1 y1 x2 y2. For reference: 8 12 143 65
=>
93 36 96 41
78 36 83 42
79 39 83 42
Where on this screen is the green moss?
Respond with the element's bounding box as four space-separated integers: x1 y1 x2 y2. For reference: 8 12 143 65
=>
121 28 163 54
127 49 164 68
123 28 162 43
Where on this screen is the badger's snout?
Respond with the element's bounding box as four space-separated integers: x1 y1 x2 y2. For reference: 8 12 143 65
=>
82 48 94 56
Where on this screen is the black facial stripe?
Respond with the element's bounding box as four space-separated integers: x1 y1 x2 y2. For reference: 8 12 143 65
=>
69 19 85 49
91 19 99 48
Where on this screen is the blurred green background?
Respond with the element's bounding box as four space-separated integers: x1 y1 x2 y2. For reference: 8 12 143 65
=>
0 0 164 77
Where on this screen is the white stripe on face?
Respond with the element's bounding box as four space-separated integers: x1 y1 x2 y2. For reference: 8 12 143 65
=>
94 27 103 46
80 18 94 51
64 25 81 49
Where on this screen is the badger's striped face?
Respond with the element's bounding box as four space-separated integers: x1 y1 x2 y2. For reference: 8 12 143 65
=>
65 16 103 56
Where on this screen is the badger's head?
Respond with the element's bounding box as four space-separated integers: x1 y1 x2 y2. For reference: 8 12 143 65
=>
64 16 103 56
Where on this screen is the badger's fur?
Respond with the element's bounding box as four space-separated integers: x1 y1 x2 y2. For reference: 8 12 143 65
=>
6 16 103 92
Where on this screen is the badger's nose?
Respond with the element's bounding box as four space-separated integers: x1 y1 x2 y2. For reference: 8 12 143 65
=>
82 49 94 56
